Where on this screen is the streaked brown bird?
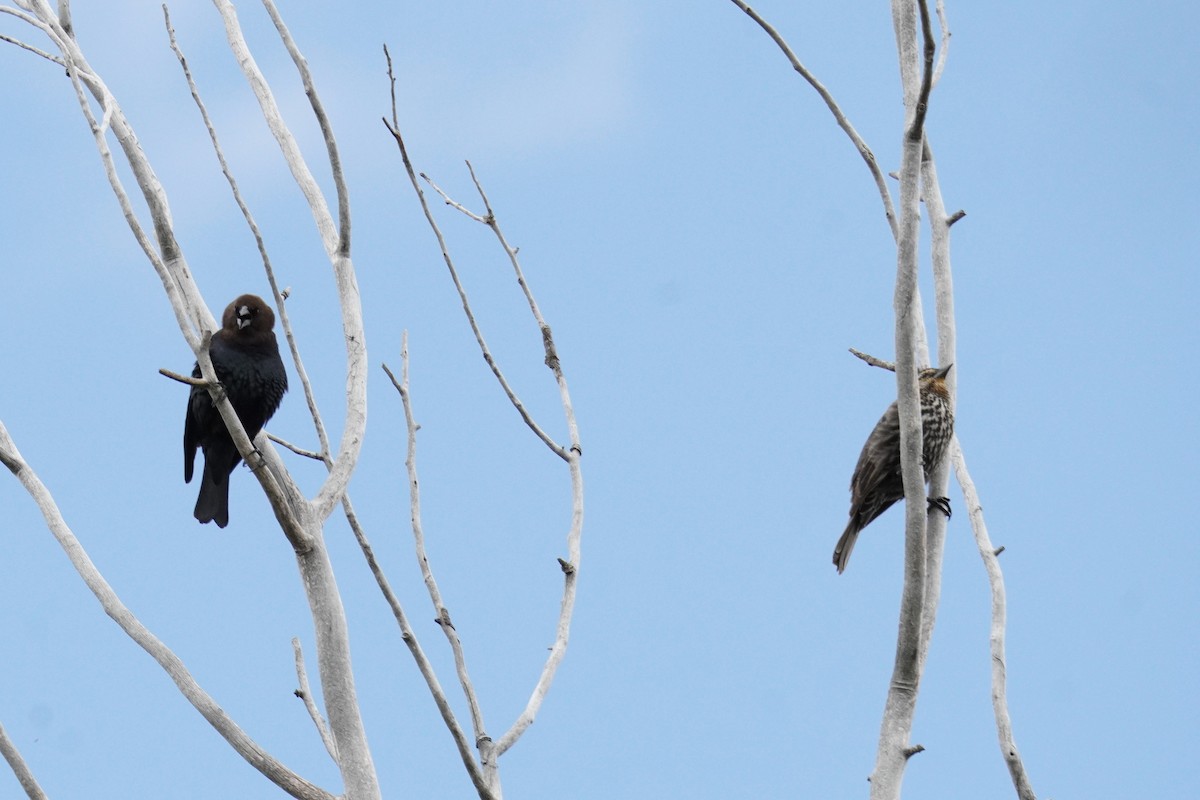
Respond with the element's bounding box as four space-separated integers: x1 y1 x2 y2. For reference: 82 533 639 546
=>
184 294 287 528
833 365 954 573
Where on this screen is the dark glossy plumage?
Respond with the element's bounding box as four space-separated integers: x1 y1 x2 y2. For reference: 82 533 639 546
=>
833 365 953 573
184 294 287 527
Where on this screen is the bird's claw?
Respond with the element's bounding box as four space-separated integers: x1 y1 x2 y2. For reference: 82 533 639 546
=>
927 496 952 519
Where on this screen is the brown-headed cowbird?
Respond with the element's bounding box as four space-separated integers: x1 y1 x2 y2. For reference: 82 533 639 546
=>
833 365 954 573
184 294 287 528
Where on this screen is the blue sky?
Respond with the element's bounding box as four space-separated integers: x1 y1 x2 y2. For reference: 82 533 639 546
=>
1 1 1197 798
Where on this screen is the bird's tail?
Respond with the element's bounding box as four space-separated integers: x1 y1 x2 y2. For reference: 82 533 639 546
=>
194 470 230 528
832 519 860 574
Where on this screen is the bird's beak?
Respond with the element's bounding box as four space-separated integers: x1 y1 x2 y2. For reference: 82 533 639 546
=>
236 305 252 330
934 364 953 379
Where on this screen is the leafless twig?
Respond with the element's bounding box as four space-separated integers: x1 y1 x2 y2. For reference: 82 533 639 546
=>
729 0 897 239
292 638 338 761
952 441 1037 800
403 168 564 458
383 338 499 800
0 30 64 65
158 367 207 386
849 349 897 372
267 433 324 461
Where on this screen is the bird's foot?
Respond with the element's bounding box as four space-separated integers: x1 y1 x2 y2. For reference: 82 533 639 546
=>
927 496 952 520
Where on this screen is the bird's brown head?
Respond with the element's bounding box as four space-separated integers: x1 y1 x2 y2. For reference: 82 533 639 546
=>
222 294 276 335
918 363 953 397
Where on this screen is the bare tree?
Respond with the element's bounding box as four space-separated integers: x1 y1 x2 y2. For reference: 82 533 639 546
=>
730 1 1036 798
0 2 582 798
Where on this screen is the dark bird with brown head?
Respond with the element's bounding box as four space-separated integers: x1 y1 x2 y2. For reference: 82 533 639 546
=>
833 365 954 573
184 294 287 528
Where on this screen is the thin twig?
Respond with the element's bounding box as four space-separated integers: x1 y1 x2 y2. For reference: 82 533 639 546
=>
267 433 324 461
292 638 338 761
0 719 47 800
952 441 1037 800
422 174 488 223
382 337 498 800
849 349 897 372
0 31 65 65
728 0 897 239
385 132 565 460
383 352 489 743
261 0 350 254
158 367 207 386
49 12 202 346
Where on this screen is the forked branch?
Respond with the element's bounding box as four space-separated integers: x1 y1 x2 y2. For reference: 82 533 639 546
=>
381 40 585 782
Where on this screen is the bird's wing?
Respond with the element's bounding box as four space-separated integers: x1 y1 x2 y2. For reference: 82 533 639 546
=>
849 402 901 502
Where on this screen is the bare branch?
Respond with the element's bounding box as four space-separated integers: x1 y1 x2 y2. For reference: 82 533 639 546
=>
931 0 951 88
292 638 338 762
728 0 897 239
25 2 206 344
952 441 1037 800
266 433 324 461
872 1 938 795
0 31 65 65
158 367 207 386
467 164 585 767
913 139 956 672
260 0 350 254
422 173 488 223
0 719 47 800
382 352 489 742
907 0 936 142
0 420 334 800
384 116 567 461
849 349 897 372
382 338 499 800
